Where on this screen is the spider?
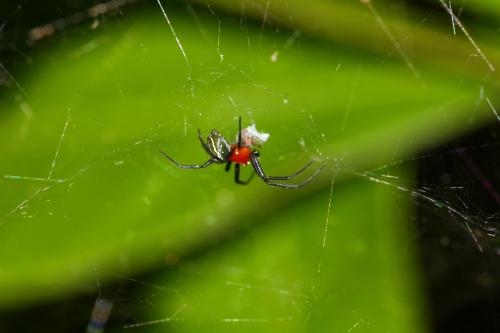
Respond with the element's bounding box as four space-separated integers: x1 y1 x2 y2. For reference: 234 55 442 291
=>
160 117 323 188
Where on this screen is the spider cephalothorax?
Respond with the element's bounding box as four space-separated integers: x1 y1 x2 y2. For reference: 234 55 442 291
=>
160 117 323 188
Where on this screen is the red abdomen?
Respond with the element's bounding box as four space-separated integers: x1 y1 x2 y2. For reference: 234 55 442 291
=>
229 145 252 164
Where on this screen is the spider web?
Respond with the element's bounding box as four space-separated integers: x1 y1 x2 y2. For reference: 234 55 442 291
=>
0 0 499 332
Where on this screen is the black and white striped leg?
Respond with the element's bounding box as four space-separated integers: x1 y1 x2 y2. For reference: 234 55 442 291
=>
197 129 212 156
263 161 314 181
160 150 214 169
234 163 255 185
250 153 323 188
237 116 242 147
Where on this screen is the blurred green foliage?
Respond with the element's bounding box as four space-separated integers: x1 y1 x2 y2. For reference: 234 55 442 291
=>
0 0 498 331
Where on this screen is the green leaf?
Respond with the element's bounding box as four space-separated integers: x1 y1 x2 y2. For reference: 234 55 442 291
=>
197 0 500 79
128 175 427 333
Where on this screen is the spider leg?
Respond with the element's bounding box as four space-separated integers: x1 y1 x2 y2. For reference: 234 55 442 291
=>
234 163 255 185
265 161 314 180
237 116 242 147
197 129 212 155
225 161 232 172
160 150 214 169
250 153 323 188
